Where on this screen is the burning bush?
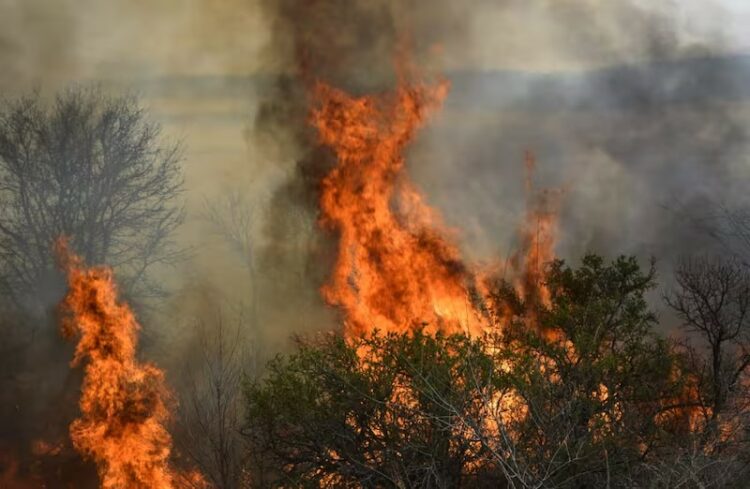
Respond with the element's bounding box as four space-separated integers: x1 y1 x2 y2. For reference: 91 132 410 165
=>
56 239 205 489
242 254 750 488
243 328 500 487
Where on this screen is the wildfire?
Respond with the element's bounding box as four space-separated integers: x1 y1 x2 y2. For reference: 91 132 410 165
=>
56 239 203 489
311 67 560 338
513 151 561 310
311 73 490 338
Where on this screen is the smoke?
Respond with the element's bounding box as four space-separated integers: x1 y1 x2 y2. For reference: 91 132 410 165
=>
245 0 488 340
1 0 746 318
416 3 750 269
0 0 272 93
2 1 750 482
251 0 750 336
0 0 744 358
0 0 78 92
4 0 744 339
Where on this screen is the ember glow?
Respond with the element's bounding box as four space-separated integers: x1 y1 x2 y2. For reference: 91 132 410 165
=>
56 239 203 489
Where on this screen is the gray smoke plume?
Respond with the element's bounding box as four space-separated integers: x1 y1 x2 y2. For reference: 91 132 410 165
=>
250 0 750 337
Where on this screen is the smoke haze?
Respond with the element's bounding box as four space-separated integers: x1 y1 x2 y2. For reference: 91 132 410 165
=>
2 3 750 487
1 0 749 411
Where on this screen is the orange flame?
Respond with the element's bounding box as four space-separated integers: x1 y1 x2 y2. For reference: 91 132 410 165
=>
311 75 490 338
510 151 562 331
56 239 204 489
311 65 561 338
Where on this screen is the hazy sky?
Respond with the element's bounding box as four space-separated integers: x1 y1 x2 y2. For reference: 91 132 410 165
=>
714 0 750 47
2 0 750 93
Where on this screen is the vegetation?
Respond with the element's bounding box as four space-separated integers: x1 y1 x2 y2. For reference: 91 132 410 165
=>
0 88 184 309
0 88 184 488
2 88 749 488
244 329 499 488
241 255 750 488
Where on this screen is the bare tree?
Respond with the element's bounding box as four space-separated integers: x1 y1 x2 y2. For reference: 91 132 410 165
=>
176 309 253 489
632 442 747 489
675 200 750 266
201 190 261 325
201 186 321 349
0 87 184 309
202 190 261 270
666 255 750 436
711 205 750 262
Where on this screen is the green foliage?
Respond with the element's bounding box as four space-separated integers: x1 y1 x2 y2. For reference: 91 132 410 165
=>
244 329 500 488
243 255 742 488
495 255 679 486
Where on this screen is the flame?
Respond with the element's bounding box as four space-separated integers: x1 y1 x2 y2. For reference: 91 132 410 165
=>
56 239 204 489
312 74 489 337
513 151 560 310
508 151 563 338
311 66 561 338
30 439 63 457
